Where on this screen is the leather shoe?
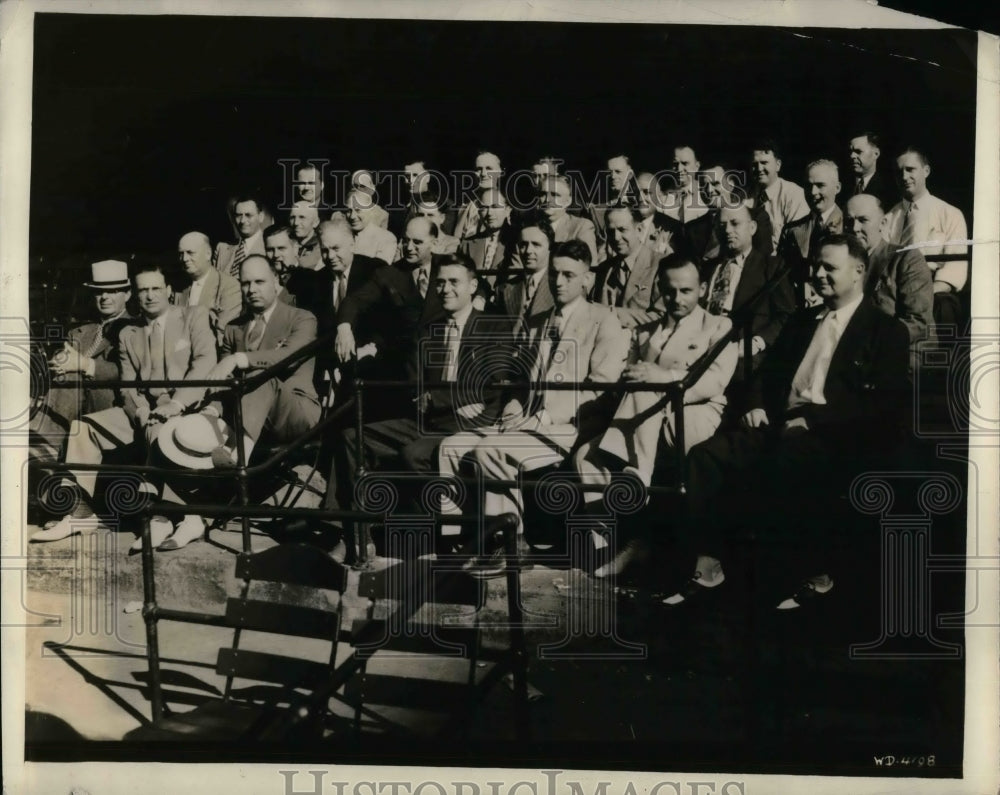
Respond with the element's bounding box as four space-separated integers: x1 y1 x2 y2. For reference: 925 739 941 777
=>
776 579 834 610
662 571 726 606
128 517 174 554
593 539 648 579
31 514 107 542
158 516 206 551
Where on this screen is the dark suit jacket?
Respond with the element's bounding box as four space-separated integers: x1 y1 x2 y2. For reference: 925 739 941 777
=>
459 225 513 276
848 169 897 212
221 301 319 398
749 300 910 452
702 249 795 349
407 310 513 430
668 204 773 263
286 254 383 337
490 269 556 334
865 239 934 344
66 314 135 414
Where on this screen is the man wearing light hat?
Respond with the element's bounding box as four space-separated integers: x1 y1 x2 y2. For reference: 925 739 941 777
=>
32 262 217 549
31 260 134 455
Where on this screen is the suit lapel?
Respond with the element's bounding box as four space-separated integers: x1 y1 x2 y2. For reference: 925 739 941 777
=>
258 302 288 350
201 269 219 307
827 301 875 383
163 307 183 377
732 251 761 310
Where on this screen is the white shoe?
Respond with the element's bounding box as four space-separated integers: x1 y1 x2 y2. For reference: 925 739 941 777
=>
31 514 106 543
128 516 174 554
158 516 206 551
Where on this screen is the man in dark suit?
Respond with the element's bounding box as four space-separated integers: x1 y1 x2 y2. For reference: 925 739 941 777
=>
175 231 242 348
670 163 772 262
664 234 910 609
34 263 217 547
489 210 556 336
590 206 665 329
331 254 512 535
702 203 795 373
541 174 599 266
262 224 303 305
777 159 845 306
32 260 134 458
588 154 635 245
845 193 934 347
215 195 268 278
459 187 513 283
846 132 896 210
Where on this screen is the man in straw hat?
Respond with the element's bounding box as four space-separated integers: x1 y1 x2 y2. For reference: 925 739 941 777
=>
31 260 134 456
32 262 217 550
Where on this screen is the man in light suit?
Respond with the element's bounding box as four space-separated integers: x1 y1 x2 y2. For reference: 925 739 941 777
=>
702 204 795 376
541 174 599 267
750 140 810 254
176 231 242 348
883 147 968 325
777 159 844 306
590 206 665 329
846 132 896 210
215 195 268 278
34 263 217 548
453 150 503 241
205 255 320 467
489 211 556 335
846 193 934 349
439 239 629 552
664 235 910 610
32 260 134 458
575 253 738 576
346 188 398 266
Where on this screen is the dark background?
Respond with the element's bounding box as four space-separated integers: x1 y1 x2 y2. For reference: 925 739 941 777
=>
30 14 978 274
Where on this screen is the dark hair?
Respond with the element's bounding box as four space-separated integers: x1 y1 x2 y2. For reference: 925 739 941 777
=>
132 261 168 281
751 139 783 161
404 215 440 239
656 251 703 281
513 209 555 247
898 145 929 167
852 131 881 150
231 194 265 214
604 205 645 225
818 232 869 271
435 252 477 276
551 239 592 268
263 223 295 242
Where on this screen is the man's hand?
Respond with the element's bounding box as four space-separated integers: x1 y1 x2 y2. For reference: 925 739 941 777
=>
206 354 247 381
741 408 770 428
135 406 152 428
623 361 678 384
49 342 88 376
150 400 184 422
335 323 356 363
497 399 525 431
737 335 766 358
781 416 810 435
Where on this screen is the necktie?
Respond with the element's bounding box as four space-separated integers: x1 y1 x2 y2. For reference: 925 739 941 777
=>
188 278 204 307
610 257 631 300
332 272 347 310
523 277 538 316
443 319 460 382
855 177 865 195
900 202 923 247
707 259 736 316
646 319 677 362
415 265 430 299
148 319 166 397
230 239 247 277
482 233 499 269
789 311 840 406
245 315 265 351
809 213 825 253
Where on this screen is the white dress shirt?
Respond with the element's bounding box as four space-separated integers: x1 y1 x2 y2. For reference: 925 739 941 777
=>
787 293 864 408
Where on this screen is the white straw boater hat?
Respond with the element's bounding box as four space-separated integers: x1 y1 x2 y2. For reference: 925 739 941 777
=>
157 414 231 470
83 260 131 290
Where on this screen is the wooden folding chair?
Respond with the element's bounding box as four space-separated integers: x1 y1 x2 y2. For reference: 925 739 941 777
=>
127 543 349 743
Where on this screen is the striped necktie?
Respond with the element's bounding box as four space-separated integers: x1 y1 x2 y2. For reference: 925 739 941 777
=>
230 239 247 277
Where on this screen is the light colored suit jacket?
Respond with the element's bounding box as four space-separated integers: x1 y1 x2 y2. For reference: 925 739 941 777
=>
176 268 243 347
117 305 217 421
634 305 737 406
883 192 968 290
354 224 398 265
221 301 318 397
526 300 629 442
756 177 810 253
550 212 599 268
214 231 266 276
591 244 665 328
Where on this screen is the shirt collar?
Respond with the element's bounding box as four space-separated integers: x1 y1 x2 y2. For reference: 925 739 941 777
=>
191 270 211 287
821 291 865 327
817 205 837 225
252 302 278 325
762 180 779 201
554 295 585 326
528 268 546 289
447 302 474 330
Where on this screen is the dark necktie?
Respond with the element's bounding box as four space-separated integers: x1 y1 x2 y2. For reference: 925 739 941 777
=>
855 177 865 195
230 239 247 277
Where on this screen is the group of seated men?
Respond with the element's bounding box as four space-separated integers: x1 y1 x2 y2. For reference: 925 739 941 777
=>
31 131 967 609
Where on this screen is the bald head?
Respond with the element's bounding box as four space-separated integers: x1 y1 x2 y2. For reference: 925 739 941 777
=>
718 204 757 255
844 193 885 252
178 231 213 279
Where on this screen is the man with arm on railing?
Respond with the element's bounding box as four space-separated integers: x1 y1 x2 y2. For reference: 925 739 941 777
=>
33 263 218 547
882 146 968 327
574 252 738 577
590 206 665 329
663 234 909 610
438 239 629 567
